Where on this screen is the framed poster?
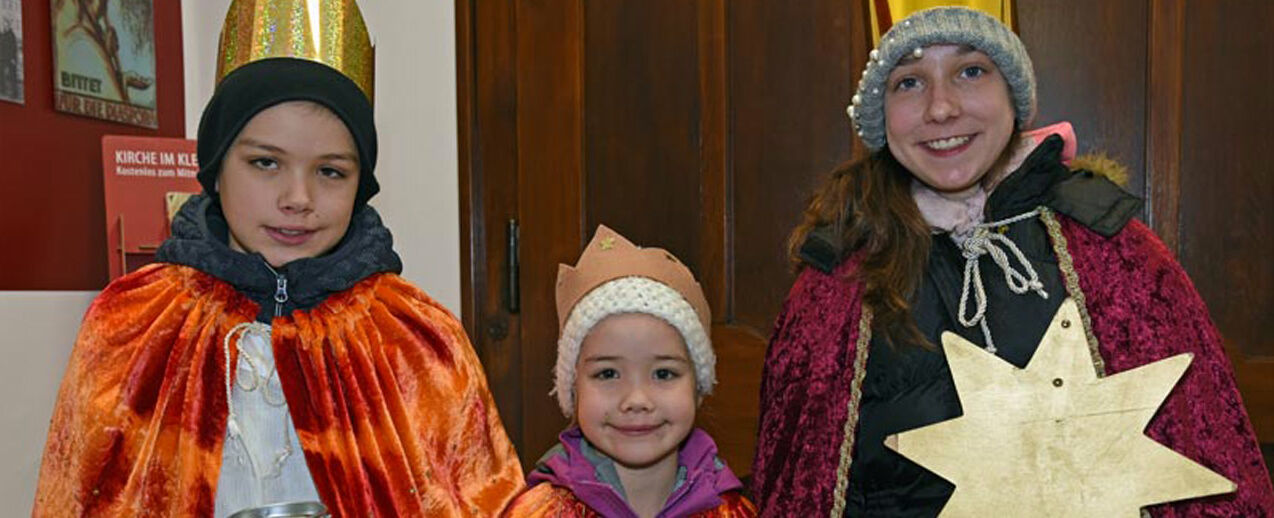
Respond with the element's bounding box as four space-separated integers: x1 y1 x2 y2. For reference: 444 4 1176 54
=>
0 0 21 104
51 0 156 127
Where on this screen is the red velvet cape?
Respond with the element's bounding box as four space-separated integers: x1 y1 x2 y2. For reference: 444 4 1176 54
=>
34 264 524 516
751 215 1274 516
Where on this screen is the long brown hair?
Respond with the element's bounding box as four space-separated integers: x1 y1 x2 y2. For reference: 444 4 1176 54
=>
787 150 932 348
788 134 1021 349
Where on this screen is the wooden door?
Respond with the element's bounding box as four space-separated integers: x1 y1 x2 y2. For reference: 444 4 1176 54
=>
1166 0 1274 455
457 0 1274 475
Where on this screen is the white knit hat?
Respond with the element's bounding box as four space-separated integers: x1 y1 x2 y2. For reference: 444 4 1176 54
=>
552 225 715 418
554 276 714 417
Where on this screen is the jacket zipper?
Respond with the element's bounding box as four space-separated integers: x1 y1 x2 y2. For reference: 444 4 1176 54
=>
262 261 289 317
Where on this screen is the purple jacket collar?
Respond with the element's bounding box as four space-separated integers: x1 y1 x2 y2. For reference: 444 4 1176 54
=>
527 427 743 518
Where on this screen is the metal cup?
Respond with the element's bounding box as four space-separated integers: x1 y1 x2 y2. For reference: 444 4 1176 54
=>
227 501 329 518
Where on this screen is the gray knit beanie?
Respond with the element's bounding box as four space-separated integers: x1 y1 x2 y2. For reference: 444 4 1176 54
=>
847 6 1036 150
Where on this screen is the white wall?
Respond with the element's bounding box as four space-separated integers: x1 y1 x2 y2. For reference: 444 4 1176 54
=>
2 292 97 509
8 2 459 509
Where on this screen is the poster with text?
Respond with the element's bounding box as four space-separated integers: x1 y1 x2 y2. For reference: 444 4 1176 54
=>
102 135 200 279
0 0 21 104
52 0 156 127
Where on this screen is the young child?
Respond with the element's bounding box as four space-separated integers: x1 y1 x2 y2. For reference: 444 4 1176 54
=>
32 1 522 516
504 226 756 518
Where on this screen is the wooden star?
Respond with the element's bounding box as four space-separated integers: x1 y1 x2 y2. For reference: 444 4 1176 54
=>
886 298 1235 516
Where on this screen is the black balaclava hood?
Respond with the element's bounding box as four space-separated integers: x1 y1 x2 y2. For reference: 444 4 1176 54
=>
196 57 379 207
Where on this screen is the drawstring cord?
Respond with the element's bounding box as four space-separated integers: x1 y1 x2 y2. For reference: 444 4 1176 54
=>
955 209 1049 354
222 320 292 479
224 322 269 439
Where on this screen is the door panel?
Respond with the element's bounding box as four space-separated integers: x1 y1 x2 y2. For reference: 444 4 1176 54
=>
1177 0 1274 440
584 1 705 276
731 1 864 333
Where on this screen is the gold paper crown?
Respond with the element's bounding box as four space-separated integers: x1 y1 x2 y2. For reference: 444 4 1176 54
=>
555 225 711 333
215 0 375 103
868 0 1016 45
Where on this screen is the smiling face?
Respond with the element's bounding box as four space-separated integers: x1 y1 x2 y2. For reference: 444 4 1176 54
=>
884 44 1015 196
575 313 697 471
217 101 360 268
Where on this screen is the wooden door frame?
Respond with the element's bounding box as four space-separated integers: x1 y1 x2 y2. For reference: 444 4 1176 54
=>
456 0 528 453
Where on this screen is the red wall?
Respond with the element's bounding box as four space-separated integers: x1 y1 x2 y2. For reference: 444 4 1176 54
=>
0 0 185 290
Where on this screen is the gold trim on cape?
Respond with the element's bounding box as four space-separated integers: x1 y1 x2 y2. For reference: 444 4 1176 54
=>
1039 207 1107 377
830 306 874 517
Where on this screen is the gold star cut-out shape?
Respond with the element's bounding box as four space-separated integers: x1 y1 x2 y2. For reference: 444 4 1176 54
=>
599 237 616 250
886 298 1235 516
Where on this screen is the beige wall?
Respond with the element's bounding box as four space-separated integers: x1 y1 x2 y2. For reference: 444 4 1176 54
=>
9 2 458 509
2 292 96 508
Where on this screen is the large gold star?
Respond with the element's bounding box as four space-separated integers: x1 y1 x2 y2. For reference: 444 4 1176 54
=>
886 298 1235 516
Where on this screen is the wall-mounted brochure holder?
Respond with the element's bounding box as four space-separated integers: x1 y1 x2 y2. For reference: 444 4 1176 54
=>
102 135 200 280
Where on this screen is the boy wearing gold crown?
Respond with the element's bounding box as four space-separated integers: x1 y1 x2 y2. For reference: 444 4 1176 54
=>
503 226 755 518
32 1 522 516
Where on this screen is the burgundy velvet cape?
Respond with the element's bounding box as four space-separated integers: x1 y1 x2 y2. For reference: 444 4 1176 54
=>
751 213 1274 516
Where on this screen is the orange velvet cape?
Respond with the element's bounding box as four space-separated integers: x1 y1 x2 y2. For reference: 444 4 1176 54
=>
34 264 523 516
503 485 756 518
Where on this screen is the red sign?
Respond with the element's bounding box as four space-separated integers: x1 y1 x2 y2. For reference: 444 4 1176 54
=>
102 135 201 280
